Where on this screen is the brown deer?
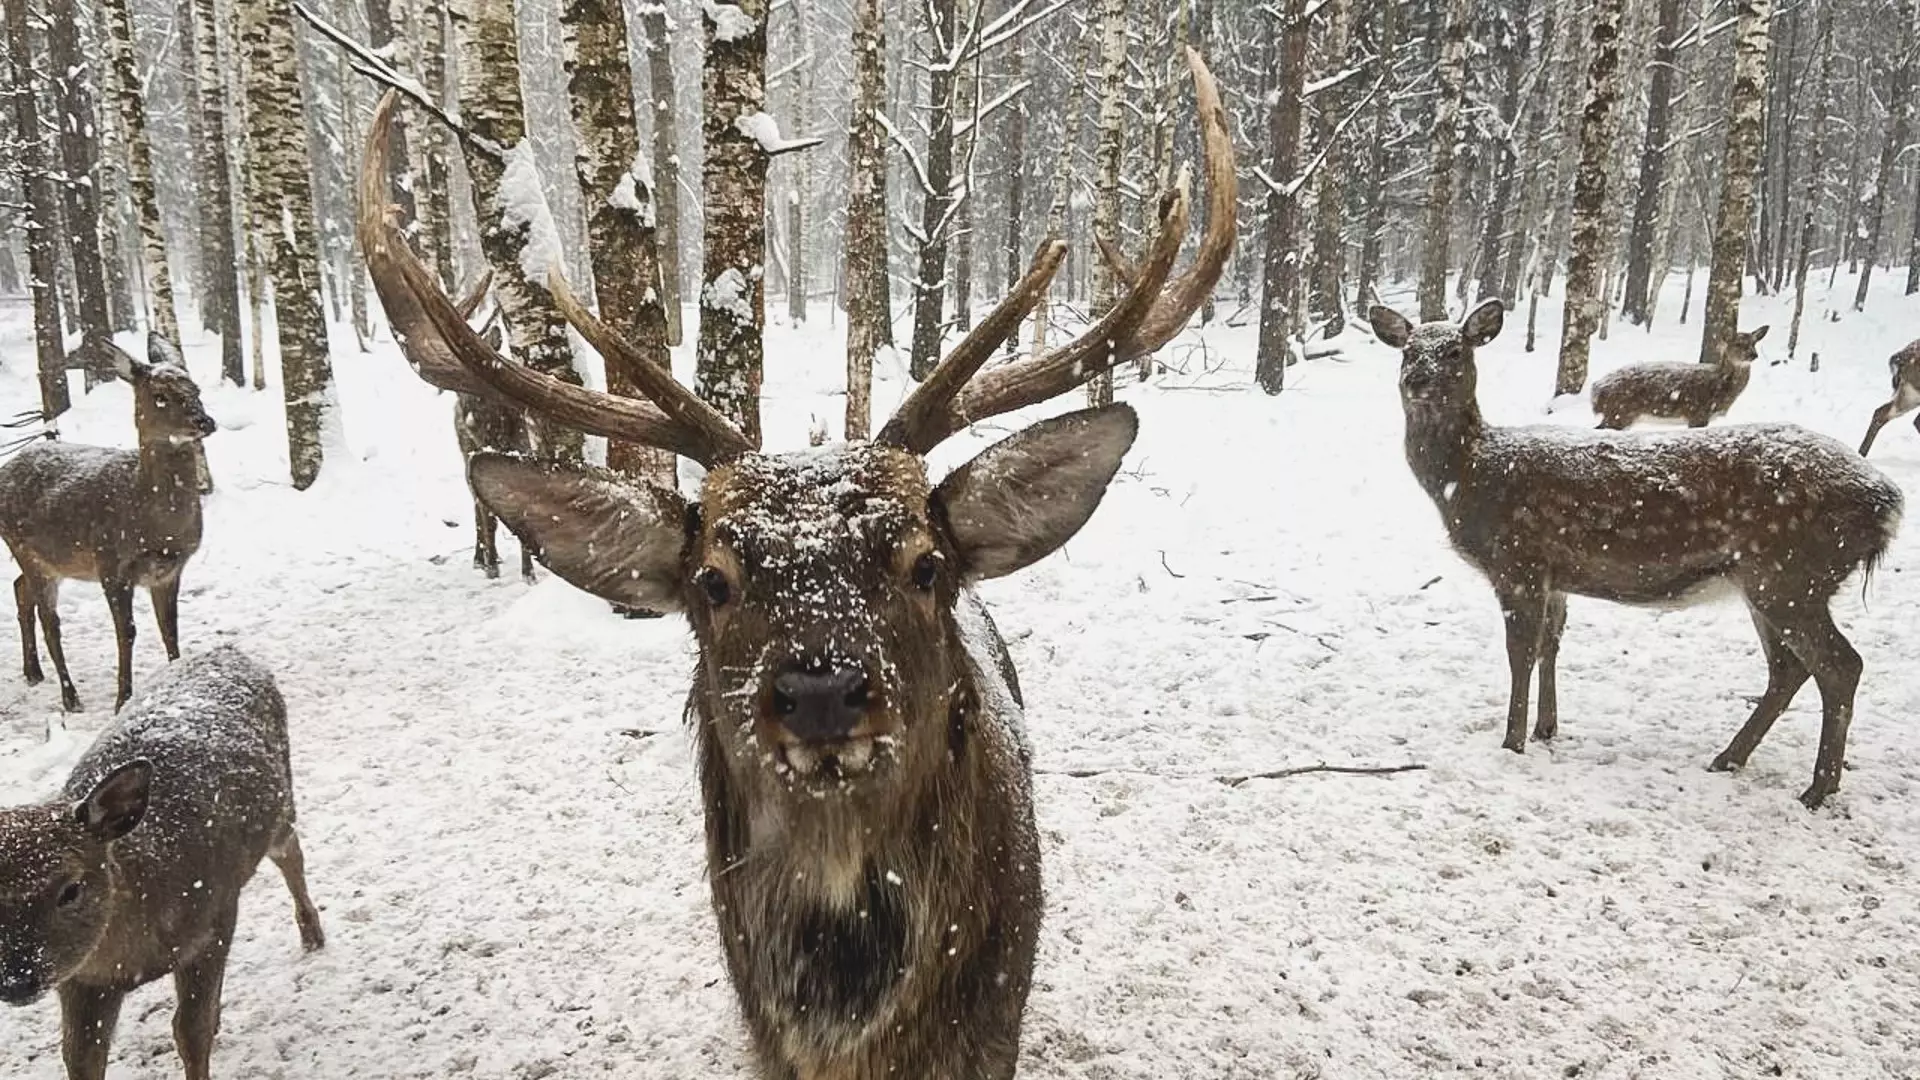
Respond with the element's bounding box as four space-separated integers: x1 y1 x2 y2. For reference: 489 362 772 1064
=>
445 276 536 582
1588 324 1769 429
1856 338 1920 456
0 645 324 1080
358 48 1234 1079
1373 300 1901 810
0 334 216 712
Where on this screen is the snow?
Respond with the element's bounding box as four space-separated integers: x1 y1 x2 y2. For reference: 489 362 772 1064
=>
702 0 758 43
703 267 754 326
733 110 816 155
494 142 565 287
3 276 1920 1076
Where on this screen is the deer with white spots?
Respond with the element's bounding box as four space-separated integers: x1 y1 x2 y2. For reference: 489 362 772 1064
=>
359 50 1235 1080
1856 338 1920 456
1375 300 1901 810
1588 324 1768 429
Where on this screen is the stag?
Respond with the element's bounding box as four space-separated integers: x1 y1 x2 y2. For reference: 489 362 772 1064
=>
0 335 216 712
358 49 1234 1079
1374 300 1901 810
1589 325 1769 429
1856 338 1920 456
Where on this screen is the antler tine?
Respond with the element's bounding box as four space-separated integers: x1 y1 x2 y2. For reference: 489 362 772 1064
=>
876 239 1067 451
902 48 1236 452
358 91 738 466
547 269 755 460
454 269 495 321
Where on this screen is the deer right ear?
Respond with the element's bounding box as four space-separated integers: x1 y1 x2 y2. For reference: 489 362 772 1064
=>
146 333 186 372
1462 299 1505 347
1369 306 1413 349
467 453 688 611
75 760 153 842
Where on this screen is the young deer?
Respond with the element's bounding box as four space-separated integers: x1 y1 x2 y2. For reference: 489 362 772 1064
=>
358 49 1234 1078
1855 338 1920 456
0 335 216 712
1374 300 1901 810
0 646 324 1080
446 279 536 582
1588 325 1769 429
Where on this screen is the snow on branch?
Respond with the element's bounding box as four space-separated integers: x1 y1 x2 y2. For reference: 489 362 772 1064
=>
966 0 1073 66
877 109 933 197
1258 74 1386 200
292 1 498 159
735 111 824 157
702 0 758 42
954 79 1031 142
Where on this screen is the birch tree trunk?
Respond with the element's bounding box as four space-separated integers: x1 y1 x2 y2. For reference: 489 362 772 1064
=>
950 5 979 335
1788 2 1833 360
1308 0 1352 336
1416 0 1471 321
1700 0 1773 364
366 0 417 232
414 0 455 288
1473 0 1528 306
696 0 770 445
6 0 69 418
1254 0 1309 393
188 0 245 385
1852 0 1911 312
102 0 178 339
1553 0 1627 394
1620 0 1684 324
1034 29 1094 353
561 0 676 487
239 0 336 489
448 0 585 461
46 1 112 345
1001 19 1027 346
843 0 887 440
640 3 685 346
1355 0 1399 309
907 0 960 380
1086 0 1128 407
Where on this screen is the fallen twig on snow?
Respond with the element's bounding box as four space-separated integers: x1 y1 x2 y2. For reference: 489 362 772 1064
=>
1039 762 1426 785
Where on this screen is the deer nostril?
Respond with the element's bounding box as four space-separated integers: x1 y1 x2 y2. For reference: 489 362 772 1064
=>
772 687 797 715
843 676 870 710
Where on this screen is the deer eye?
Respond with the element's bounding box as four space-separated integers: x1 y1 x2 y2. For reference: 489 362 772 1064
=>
697 566 732 607
911 552 941 591
55 882 82 908
153 394 172 408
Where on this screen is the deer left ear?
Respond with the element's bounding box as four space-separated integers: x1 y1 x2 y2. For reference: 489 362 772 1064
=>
74 760 153 842
1743 324 1770 345
934 403 1138 581
1462 298 1505 347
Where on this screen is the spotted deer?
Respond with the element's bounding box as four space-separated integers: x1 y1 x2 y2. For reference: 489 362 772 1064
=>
1856 338 1920 456
445 275 536 582
1374 300 1901 810
1588 325 1769 429
359 48 1234 1079
0 335 216 712
0 646 324 1080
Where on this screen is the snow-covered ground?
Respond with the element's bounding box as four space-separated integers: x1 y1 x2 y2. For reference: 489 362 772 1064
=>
1 272 1917 1078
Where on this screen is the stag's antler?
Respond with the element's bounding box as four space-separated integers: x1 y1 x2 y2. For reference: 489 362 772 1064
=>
357 92 754 466
878 47 1237 454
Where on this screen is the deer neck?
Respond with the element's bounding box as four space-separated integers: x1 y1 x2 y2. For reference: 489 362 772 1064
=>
1403 400 1484 507
135 433 202 513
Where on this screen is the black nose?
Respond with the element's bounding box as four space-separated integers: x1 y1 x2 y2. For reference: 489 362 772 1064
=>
196 414 217 435
771 661 872 742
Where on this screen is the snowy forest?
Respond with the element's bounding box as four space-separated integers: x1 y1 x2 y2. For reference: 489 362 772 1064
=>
2 0 1920 1075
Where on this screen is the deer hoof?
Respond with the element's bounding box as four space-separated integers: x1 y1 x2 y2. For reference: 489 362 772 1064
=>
1707 754 1738 773
1532 721 1557 742
1798 785 1832 812
1501 737 1526 754
22 665 42 686
60 689 82 713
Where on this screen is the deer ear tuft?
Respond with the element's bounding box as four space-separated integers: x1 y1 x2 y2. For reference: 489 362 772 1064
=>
467 454 688 611
1462 299 1505 347
1369 306 1414 349
934 404 1138 581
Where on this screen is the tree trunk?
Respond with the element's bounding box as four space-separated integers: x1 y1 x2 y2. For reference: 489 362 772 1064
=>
1254 0 1309 393
1001 18 1027 353
1035 28 1094 353
1501 0 1556 307
1700 0 1773 364
46 0 112 345
641 3 686 347
561 0 676 487
695 0 770 445
239 0 336 489
907 0 960 380
188 0 245 385
1086 0 1128 407
1853 0 1913 312
1308 0 1352 335
1788 3 1833 360
448 0 585 461
1618 0 1682 324
843 0 887 441
415 0 455 289
102 0 178 339
1473 0 1528 307
950 4 979 335
1355 0 1399 310
1553 0 1627 395
1416 0 1471 321
6 0 69 418
366 0 417 232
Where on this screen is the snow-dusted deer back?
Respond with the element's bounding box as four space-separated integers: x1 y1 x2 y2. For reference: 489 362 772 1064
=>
1376 299 1901 809
1588 324 1768 429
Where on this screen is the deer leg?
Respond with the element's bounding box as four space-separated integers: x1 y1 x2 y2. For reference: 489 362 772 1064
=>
58 981 126 1080
103 580 136 712
171 903 236 1080
474 500 502 579
1711 608 1809 774
268 824 327 951
520 541 536 584
1774 609 1862 810
1859 400 1900 456
151 577 182 661
35 579 80 712
1498 587 1548 752
1533 592 1568 741
14 574 41 685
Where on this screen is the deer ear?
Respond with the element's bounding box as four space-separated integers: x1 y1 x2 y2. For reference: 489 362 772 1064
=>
146 333 185 372
1369 306 1413 349
1462 299 1505 346
1744 325 1770 345
934 403 1138 581
106 343 148 383
467 453 688 611
75 760 152 842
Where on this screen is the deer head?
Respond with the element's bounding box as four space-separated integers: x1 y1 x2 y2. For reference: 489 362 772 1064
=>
70 335 218 446
1372 298 1505 416
358 52 1234 803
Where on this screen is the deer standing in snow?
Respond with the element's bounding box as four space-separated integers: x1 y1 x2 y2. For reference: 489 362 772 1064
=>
444 275 536 581
1588 325 1769 429
1374 300 1901 809
0 646 324 1080
1856 338 1920 456
0 335 216 712
359 48 1235 1077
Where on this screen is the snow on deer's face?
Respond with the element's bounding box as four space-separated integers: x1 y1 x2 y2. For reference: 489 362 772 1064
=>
1372 299 1505 411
